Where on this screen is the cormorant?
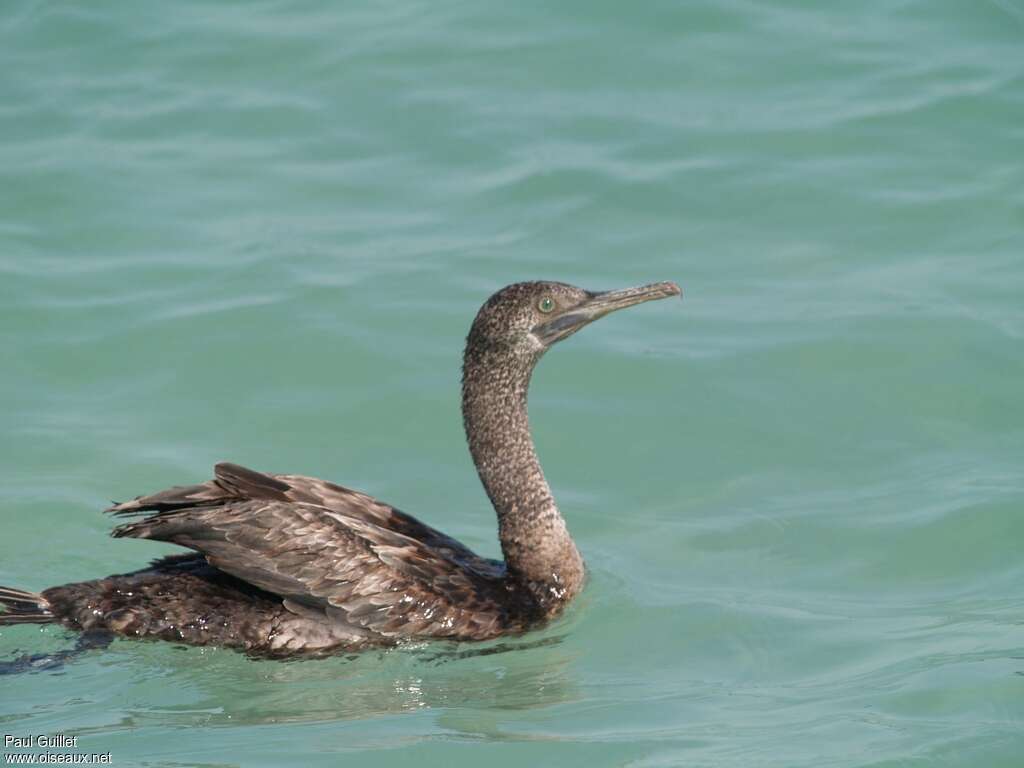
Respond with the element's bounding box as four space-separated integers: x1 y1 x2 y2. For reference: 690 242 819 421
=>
0 280 680 658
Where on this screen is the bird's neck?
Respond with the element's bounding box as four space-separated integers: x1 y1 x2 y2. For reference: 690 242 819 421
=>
461 343 584 612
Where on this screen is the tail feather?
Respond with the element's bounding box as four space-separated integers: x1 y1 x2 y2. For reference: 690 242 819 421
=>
0 614 54 625
106 479 229 518
0 586 55 626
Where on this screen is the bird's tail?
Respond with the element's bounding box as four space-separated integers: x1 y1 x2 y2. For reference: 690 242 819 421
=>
0 586 55 626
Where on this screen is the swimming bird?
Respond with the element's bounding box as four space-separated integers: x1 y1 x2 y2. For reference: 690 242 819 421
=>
0 280 680 658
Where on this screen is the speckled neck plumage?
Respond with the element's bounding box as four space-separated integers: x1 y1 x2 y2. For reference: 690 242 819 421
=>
461 339 585 612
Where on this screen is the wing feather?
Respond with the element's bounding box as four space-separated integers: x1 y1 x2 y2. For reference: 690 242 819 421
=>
108 463 514 640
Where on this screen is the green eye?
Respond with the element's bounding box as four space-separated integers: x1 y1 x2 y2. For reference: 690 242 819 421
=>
537 297 555 313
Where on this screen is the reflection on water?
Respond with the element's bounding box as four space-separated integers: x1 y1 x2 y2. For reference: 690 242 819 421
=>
0 626 580 751
92 626 579 730
0 631 113 676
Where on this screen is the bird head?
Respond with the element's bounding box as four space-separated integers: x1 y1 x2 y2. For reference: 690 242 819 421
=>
467 280 681 356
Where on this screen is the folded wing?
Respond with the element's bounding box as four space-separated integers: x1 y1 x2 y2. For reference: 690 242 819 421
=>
108 462 514 640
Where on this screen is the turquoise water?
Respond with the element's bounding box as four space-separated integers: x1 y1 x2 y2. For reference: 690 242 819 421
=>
2 0 1023 765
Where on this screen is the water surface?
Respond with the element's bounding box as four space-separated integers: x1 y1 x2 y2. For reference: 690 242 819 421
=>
1 1 1022 765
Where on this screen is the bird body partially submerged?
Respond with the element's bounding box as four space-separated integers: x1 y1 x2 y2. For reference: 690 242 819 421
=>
0 280 680 658
40 464 535 657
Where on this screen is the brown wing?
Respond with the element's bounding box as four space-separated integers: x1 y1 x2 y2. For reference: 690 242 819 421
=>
108 463 516 640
